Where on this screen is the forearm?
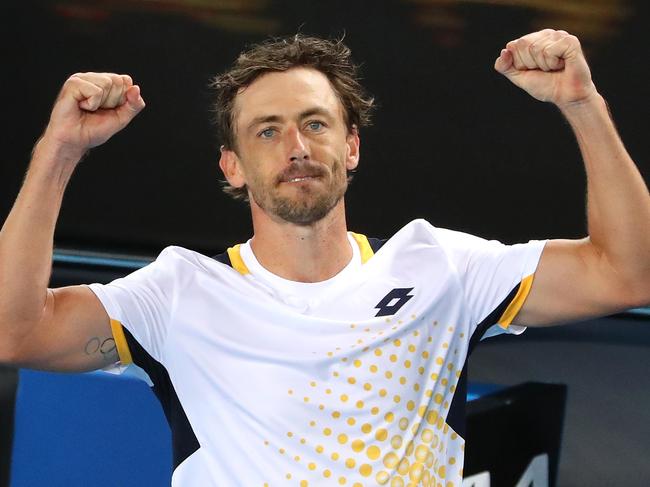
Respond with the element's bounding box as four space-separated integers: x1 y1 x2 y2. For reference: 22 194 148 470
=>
0 137 82 336
561 93 650 287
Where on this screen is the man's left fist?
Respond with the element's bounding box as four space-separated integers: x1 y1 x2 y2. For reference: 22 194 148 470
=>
495 29 598 107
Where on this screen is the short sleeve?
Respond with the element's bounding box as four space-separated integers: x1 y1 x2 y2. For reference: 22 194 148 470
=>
431 225 547 338
86 246 179 364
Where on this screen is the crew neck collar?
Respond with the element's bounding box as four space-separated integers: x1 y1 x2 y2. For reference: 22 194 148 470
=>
239 232 362 294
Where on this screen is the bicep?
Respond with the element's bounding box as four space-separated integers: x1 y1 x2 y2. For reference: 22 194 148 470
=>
13 286 115 372
515 238 640 326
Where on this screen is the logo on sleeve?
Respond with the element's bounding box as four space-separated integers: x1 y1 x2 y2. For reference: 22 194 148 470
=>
375 288 415 317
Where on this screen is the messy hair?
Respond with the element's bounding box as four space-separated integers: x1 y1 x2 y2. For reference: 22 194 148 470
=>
209 34 375 200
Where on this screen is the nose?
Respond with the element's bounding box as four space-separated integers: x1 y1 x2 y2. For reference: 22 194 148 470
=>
287 126 309 162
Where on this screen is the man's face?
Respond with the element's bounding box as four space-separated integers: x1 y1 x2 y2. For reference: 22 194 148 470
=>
222 67 360 226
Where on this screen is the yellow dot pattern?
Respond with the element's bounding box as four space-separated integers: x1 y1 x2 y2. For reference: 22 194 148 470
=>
263 315 467 486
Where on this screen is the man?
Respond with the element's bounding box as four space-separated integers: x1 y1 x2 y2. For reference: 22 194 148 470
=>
0 29 648 486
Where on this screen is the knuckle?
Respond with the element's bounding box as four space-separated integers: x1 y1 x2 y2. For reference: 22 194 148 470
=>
113 78 126 94
99 73 113 85
542 46 556 59
69 72 97 81
109 79 123 93
66 72 85 84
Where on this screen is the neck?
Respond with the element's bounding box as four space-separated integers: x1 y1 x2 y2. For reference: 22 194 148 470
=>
249 200 352 283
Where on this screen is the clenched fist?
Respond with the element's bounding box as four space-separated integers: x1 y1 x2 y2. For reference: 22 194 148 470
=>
495 29 598 108
41 72 146 162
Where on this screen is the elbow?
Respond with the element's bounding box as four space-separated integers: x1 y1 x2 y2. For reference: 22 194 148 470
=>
0 340 19 367
0 315 14 365
0 316 31 367
616 277 650 310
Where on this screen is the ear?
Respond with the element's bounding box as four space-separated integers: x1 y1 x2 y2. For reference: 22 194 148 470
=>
345 126 360 171
219 146 246 188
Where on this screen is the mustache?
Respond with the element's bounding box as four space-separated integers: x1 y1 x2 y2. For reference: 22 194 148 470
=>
277 161 327 183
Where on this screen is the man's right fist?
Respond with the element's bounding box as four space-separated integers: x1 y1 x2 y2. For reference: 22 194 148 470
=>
41 73 146 161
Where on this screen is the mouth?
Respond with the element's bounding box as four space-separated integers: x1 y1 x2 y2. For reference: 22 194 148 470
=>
279 168 324 184
285 175 318 183
277 161 328 186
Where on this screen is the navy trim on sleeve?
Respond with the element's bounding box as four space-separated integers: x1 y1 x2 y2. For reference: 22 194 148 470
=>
123 329 200 471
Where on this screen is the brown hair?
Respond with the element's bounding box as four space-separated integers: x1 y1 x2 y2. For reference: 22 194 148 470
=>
209 34 375 200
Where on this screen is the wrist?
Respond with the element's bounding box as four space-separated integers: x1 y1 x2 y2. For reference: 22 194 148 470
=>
32 132 88 168
556 89 605 116
29 135 87 188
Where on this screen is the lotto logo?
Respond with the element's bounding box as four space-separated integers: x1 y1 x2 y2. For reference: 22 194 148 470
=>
374 288 415 317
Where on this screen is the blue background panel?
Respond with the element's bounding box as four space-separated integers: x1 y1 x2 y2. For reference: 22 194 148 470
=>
11 370 172 487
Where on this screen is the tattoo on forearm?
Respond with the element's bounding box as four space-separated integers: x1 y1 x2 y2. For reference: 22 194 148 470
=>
84 337 118 363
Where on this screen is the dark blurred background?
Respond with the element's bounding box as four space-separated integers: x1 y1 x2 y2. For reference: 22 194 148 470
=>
3 0 648 255
1 1 649 486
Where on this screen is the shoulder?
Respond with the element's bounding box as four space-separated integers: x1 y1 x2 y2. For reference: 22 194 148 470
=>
150 245 203 270
382 218 485 250
144 245 235 280
362 219 470 271
156 245 231 265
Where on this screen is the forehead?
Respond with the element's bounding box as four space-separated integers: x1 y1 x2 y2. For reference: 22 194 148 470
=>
234 67 345 129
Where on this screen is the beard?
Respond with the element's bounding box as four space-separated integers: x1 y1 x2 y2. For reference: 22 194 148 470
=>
248 157 348 226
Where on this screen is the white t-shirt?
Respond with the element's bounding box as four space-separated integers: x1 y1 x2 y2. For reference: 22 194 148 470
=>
87 219 546 487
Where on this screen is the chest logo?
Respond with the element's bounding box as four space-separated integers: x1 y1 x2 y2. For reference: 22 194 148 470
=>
375 288 415 317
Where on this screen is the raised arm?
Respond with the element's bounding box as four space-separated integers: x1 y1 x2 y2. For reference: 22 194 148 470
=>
494 29 650 325
0 73 145 371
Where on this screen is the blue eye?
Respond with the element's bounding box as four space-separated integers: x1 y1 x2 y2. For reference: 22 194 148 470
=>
307 121 324 131
259 128 275 138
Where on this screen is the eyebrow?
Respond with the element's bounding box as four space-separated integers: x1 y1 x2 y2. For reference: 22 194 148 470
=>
245 107 334 132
